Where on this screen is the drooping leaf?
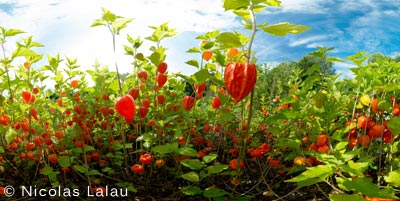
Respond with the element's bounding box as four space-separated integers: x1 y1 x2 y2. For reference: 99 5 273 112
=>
285 165 335 187
180 159 206 170
262 22 310 36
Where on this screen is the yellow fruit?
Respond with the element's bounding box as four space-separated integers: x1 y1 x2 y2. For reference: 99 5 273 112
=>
293 156 307 166
360 94 370 106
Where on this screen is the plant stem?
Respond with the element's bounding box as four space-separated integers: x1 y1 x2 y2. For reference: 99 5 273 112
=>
1 43 14 99
107 24 123 97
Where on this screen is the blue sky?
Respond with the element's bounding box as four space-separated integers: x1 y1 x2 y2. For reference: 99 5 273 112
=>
0 0 399 78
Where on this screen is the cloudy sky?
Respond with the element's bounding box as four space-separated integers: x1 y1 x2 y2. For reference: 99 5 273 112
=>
1 0 399 77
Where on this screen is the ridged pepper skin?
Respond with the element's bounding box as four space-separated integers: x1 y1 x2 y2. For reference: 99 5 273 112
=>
224 62 257 105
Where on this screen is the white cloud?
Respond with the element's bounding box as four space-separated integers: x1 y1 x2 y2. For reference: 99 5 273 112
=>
0 0 239 77
278 0 334 14
289 35 329 47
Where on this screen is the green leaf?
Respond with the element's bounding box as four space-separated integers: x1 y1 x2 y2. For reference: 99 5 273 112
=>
181 186 203 196
88 169 102 176
192 69 209 84
181 171 199 183
341 160 368 177
218 111 235 124
149 52 161 65
152 142 179 155
376 100 391 112
339 177 398 199
203 187 228 198
329 194 366 201
84 145 95 152
112 142 123 151
206 164 229 174
384 170 400 187
112 18 134 34
262 22 310 36
42 166 54 176
0 146 4 154
216 32 242 48
285 165 335 187
180 159 206 170
91 19 105 27
313 92 327 108
73 165 87 174
202 154 218 163
5 127 17 144
5 29 25 37
388 117 400 137
58 156 72 168
187 47 201 53
185 60 199 68
223 0 249 10
178 147 198 157
12 47 38 58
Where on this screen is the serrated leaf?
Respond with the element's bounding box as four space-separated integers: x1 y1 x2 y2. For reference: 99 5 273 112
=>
181 171 199 183
384 170 400 187
180 159 206 170
182 186 203 195
216 32 242 48
285 165 335 187
58 156 72 168
262 22 310 36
